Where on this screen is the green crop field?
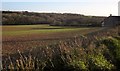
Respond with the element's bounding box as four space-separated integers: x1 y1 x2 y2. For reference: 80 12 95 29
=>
2 25 101 36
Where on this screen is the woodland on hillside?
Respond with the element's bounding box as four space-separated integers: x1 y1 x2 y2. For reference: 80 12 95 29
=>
2 11 105 26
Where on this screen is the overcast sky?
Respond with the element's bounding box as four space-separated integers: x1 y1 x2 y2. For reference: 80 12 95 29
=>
2 0 120 16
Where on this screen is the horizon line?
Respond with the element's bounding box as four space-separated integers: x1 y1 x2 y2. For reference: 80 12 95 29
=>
2 10 110 17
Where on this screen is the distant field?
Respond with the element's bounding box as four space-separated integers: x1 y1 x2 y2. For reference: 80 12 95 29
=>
2 25 103 42
3 25 86 36
2 25 102 55
2 25 101 37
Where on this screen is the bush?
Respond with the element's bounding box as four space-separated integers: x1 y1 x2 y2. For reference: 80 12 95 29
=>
88 54 115 70
69 60 88 71
102 36 120 69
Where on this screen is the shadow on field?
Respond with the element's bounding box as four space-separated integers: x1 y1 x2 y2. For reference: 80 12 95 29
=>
32 28 65 30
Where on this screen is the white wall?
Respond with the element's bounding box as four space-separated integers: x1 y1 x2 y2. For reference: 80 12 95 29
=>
119 1 120 16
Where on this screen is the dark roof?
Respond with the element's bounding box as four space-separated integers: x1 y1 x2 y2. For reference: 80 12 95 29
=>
109 16 120 17
110 16 120 21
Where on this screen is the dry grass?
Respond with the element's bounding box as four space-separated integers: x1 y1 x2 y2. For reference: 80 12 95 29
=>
2 26 119 70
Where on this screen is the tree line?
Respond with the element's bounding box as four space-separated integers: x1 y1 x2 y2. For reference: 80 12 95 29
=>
2 11 105 26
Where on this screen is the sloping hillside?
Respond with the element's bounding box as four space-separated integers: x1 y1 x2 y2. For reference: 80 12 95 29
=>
2 11 105 26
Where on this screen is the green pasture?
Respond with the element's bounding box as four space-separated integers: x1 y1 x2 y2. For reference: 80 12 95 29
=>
2 25 101 36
